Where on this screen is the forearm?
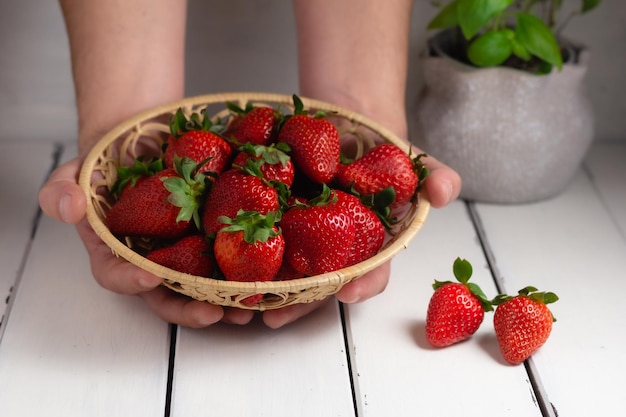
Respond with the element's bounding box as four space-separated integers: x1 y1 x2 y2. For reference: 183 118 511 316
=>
292 0 413 138
59 0 187 153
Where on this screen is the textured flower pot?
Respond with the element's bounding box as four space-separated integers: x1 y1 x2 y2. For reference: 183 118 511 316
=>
414 29 594 204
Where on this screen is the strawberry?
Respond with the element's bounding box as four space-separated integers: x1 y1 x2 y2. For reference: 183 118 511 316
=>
232 142 295 187
335 143 428 208
201 166 280 236
106 157 208 239
111 157 164 199
223 102 280 147
425 258 493 347
214 210 285 305
147 235 214 277
280 185 356 276
277 95 340 184
164 108 231 174
334 190 385 266
492 286 558 365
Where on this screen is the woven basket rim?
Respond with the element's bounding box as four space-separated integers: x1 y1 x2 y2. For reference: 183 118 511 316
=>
78 92 430 299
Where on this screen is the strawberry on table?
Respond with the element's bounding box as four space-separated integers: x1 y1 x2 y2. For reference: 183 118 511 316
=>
232 142 295 187
147 235 215 277
280 185 356 276
106 157 208 240
214 210 285 306
335 143 428 208
425 258 493 347
201 165 280 236
492 286 559 365
277 95 340 184
223 102 281 147
164 108 232 174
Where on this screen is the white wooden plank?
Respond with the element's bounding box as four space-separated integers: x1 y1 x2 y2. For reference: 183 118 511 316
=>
474 164 626 417
0 141 56 329
171 300 355 417
0 144 171 417
346 200 542 416
584 141 626 239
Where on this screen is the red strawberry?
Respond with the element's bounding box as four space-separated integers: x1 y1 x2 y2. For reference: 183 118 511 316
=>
201 167 280 236
425 258 493 347
147 235 214 277
223 102 280 147
214 210 285 305
335 143 428 208
277 95 340 184
232 142 295 187
110 157 164 199
164 108 231 174
334 190 385 266
493 287 558 365
280 185 356 276
106 158 207 239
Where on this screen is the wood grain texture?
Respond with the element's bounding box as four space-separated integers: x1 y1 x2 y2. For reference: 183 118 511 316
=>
474 141 626 417
0 141 55 330
345 200 542 416
170 300 355 417
0 144 171 417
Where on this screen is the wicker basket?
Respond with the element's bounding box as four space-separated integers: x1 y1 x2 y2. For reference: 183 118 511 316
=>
79 92 430 310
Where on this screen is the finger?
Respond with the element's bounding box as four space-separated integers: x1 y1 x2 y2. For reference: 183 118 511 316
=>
75 219 163 294
139 286 225 328
38 157 87 224
336 261 391 304
411 148 462 208
221 308 256 325
262 298 330 329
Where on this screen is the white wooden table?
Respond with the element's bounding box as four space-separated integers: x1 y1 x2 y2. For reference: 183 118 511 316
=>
1 139 624 417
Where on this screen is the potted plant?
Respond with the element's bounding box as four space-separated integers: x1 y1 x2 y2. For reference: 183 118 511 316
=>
413 0 601 203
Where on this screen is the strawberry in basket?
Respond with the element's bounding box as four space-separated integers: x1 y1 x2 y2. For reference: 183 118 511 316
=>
106 157 208 240
164 108 232 175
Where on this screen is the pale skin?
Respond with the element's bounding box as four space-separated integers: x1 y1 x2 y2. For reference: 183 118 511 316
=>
39 0 461 329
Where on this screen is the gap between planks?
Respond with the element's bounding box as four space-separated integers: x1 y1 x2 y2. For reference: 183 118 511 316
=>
465 201 558 417
0 143 63 341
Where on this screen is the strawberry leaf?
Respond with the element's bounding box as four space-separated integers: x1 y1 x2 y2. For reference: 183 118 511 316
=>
452 257 473 283
467 282 494 312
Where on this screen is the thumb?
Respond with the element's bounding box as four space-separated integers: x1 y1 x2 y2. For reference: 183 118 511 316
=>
38 157 87 224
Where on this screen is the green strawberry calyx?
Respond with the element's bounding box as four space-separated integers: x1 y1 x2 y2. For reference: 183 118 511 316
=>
433 257 494 312
239 142 292 167
308 183 338 207
111 156 164 198
161 156 210 228
218 210 281 244
169 107 224 138
492 286 559 321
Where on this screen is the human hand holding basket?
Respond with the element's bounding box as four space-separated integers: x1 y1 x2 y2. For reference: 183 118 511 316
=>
78 92 430 311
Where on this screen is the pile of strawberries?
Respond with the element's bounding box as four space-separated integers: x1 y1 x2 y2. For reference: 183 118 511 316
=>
105 95 427 305
425 258 559 365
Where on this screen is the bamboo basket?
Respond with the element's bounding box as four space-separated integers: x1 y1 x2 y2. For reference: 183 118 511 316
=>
79 92 430 310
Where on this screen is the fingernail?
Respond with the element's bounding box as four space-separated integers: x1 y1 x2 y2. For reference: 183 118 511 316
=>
138 274 161 289
59 193 73 223
443 180 453 204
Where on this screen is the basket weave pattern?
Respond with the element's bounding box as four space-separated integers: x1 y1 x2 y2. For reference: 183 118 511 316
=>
79 92 430 310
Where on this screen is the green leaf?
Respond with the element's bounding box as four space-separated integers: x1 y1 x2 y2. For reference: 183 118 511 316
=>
457 0 514 39
582 0 601 13
467 30 513 67
515 12 563 69
427 0 459 29
511 38 531 61
467 282 494 311
452 257 473 283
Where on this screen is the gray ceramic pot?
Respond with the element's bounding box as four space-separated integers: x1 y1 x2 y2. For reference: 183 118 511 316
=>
414 29 594 204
